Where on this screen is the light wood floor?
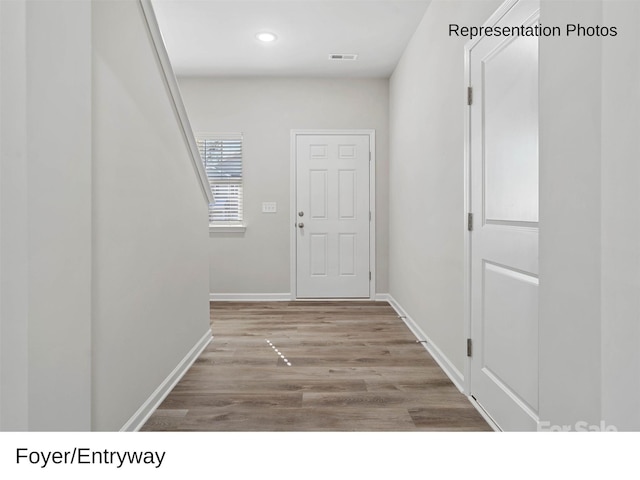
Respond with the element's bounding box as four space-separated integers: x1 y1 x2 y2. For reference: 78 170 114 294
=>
141 301 491 431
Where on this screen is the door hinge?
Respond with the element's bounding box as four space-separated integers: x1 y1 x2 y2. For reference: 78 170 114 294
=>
369 151 372 162
369 271 372 281
467 338 473 357
467 86 473 106
369 211 372 221
467 212 474 231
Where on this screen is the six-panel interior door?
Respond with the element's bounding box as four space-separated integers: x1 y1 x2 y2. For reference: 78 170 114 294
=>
468 0 540 431
295 134 370 298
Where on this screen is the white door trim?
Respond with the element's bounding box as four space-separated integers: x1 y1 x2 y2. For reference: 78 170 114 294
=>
463 0 539 412
290 129 376 300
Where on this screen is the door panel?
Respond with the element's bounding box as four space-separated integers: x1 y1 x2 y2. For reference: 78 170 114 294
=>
296 134 370 298
310 234 328 276
469 0 540 431
484 33 539 224
483 262 539 412
338 234 356 276
338 170 357 219
309 170 328 219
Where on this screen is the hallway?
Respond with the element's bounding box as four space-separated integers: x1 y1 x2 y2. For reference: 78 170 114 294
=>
142 302 490 431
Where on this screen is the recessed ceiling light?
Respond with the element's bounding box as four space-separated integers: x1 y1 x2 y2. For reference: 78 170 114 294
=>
256 32 277 43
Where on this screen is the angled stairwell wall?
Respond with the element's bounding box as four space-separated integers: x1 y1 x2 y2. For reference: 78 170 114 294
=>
0 0 211 431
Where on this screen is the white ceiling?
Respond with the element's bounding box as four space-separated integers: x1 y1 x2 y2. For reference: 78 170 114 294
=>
151 0 431 78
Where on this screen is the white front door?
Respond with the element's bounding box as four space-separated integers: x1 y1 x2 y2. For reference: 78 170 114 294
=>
294 133 371 298
468 0 540 431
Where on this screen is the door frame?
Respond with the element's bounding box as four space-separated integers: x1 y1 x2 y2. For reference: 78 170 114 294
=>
290 129 376 300
463 0 537 427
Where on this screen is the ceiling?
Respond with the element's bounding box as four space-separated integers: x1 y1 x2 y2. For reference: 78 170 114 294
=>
151 0 431 78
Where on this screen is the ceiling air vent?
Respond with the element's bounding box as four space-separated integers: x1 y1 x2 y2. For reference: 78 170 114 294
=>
329 53 358 61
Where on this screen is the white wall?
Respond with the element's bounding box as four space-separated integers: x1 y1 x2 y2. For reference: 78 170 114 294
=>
0 0 211 431
600 0 640 431
539 0 640 430
0 0 93 431
0 0 29 431
538 0 604 428
178 77 389 296
388 0 501 378
27 0 94 431
92 0 211 431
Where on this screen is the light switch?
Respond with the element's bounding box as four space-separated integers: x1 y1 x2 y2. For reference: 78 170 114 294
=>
262 202 277 213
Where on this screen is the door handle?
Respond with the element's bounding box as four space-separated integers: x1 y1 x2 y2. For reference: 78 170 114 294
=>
298 222 304 228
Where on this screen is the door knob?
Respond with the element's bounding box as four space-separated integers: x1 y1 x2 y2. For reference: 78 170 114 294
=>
298 211 304 217
298 222 304 228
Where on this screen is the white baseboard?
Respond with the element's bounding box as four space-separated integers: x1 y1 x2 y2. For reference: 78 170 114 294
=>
386 295 465 393
210 293 390 302
120 329 212 432
210 293 292 302
468 395 501 432
210 293 391 302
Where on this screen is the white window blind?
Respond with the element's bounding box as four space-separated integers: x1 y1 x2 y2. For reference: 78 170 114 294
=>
196 134 243 224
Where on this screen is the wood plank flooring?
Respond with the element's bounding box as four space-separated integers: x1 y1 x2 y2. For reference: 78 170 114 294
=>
141 301 491 431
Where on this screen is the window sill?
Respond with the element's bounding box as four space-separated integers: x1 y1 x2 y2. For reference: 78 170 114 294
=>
209 225 246 234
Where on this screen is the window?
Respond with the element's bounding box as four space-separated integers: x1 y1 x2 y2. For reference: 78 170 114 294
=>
196 133 244 231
